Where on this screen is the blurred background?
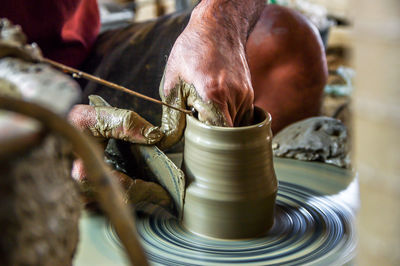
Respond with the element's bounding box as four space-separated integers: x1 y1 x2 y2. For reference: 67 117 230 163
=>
97 0 399 264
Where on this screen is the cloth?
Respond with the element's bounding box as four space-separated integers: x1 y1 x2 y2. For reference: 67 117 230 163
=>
81 11 192 126
0 0 100 67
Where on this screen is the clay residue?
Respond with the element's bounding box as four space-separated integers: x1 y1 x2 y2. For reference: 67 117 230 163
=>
158 74 227 150
0 78 21 98
92 106 131 138
88 94 111 107
0 57 81 115
0 18 43 62
159 80 186 150
272 116 350 168
134 145 186 218
80 170 172 210
182 79 227 126
126 179 172 209
88 95 163 145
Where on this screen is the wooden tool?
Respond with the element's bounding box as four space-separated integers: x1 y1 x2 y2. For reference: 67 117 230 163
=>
41 58 193 115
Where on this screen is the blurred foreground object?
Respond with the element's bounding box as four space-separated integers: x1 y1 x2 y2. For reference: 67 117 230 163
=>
352 0 400 264
0 21 148 265
0 33 81 263
0 19 42 62
0 126 81 265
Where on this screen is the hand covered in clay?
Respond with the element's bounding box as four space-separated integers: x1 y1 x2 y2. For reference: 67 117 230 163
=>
69 95 163 145
159 0 265 149
68 95 163 180
81 170 172 210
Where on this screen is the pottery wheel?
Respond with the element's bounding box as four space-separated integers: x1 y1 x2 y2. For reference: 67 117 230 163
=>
74 158 358 265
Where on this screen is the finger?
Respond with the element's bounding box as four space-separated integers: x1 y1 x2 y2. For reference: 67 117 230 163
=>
71 140 108 182
236 105 254 126
230 89 255 127
158 72 186 150
125 178 172 209
68 104 97 134
78 169 133 207
94 106 163 144
71 158 86 181
111 170 136 190
190 97 231 126
99 170 172 209
80 169 172 209
88 95 164 143
185 82 231 126
88 94 112 107
68 104 163 144
233 83 255 127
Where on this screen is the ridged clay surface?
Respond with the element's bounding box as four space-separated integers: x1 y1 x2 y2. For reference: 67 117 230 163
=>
183 107 277 239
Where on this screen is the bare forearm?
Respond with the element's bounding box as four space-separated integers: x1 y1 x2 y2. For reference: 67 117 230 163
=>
191 0 265 40
161 0 260 139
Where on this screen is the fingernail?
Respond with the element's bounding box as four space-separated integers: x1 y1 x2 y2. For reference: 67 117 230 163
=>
144 126 163 144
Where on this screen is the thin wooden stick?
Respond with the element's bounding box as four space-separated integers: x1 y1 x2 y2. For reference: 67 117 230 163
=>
41 58 192 115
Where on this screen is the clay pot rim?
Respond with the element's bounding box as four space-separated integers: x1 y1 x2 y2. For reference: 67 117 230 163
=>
186 106 271 132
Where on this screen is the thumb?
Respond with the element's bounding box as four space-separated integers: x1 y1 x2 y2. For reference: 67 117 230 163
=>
158 72 186 150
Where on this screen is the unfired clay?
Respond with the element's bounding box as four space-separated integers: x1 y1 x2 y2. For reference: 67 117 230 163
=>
272 116 350 168
183 107 277 239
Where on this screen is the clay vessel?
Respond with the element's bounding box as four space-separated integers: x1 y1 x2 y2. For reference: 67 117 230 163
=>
182 107 277 239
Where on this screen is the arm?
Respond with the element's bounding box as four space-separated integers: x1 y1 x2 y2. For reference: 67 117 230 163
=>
159 0 265 149
247 5 328 133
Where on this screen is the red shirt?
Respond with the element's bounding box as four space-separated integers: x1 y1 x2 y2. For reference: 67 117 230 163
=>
0 0 100 67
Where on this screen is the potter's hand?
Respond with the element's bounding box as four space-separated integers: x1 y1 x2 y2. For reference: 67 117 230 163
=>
159 0 265 149
81 170 172 210
69 95 163 145
68 95 163 180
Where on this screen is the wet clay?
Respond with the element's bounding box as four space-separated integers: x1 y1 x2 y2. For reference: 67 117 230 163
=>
159 75 227 150
0 78 21 98
182 107 277 239
0 18 42 62
86 95 185 216
87 95 163 145
80 171 172 210
272 116 350 168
